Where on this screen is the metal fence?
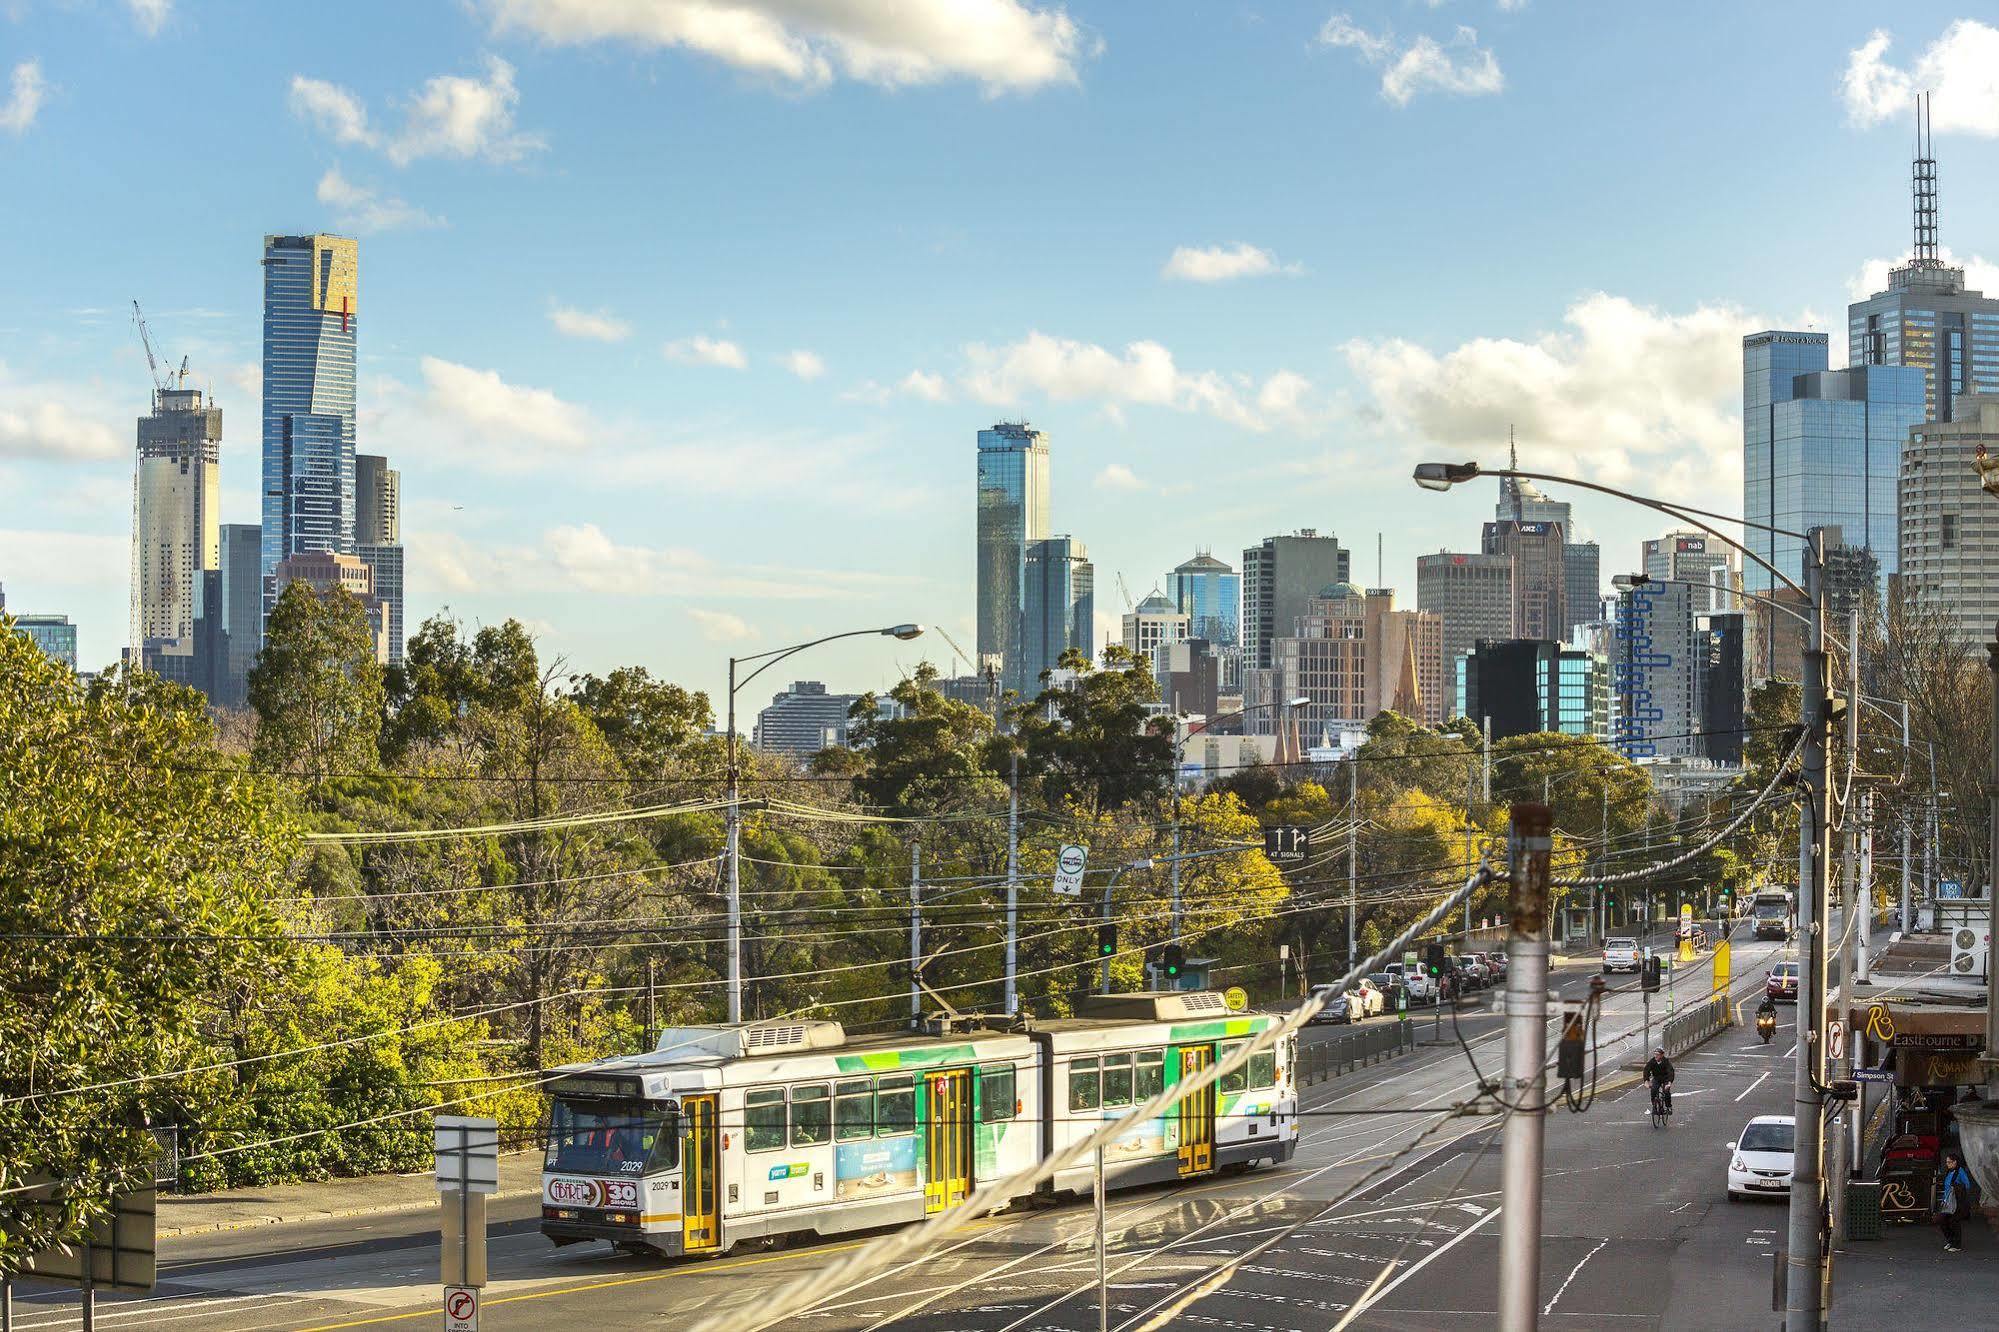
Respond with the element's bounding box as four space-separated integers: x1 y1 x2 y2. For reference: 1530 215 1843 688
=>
1661 992 1731 1057
1294 1018 1414 1088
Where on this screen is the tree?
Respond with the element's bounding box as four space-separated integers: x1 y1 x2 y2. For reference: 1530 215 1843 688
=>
843 664 1005 815
569 667 712 783
249 581 386 791
1011 646 1174 815
0 638 299 1270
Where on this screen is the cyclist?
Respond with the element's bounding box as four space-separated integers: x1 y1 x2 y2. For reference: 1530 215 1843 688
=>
1643 1047 1675 1116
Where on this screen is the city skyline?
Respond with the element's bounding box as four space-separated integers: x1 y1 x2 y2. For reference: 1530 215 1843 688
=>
5 6 1999 701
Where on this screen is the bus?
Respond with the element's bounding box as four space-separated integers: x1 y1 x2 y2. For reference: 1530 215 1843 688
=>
1750 888 1795 941
537 990 1297 1258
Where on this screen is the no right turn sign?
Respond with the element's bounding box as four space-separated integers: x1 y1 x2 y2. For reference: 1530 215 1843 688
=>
444 1285 479 1332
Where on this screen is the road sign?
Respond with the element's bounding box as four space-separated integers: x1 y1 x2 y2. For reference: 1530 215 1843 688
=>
1263 826 1309 864
17 1183 156 1294
1222 986 1248 1012
1854 1068 1894 1083
1941 880 1964 900
435 1116 499 1194
445 1285 479 1332
1053 843 1089 897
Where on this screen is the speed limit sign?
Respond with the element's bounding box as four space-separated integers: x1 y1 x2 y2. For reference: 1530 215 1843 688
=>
444 1286 479 1332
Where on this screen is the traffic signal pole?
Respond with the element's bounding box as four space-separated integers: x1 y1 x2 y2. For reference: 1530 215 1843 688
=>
1498 803 1553 1332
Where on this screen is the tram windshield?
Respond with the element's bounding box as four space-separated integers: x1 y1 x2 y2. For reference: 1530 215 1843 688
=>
546 1099 678 1175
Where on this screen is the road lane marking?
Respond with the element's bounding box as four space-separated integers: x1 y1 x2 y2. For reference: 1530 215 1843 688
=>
1736 1071 1772 1102
1542 1235 1609 1316
1336 1199 1500 1324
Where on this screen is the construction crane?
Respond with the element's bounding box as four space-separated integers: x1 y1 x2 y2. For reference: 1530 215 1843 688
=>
175 355 189 388
130 300 168 393
1116 572 1135 612
930 625 977 677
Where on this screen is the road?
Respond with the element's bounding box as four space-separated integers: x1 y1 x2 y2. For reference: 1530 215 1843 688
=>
7 930 1801 1332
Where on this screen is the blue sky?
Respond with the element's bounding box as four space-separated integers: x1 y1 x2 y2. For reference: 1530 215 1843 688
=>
4 2 1998 704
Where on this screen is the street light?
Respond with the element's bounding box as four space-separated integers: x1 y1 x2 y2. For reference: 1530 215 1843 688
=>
1417 459 1830 1332
724 623 924 1023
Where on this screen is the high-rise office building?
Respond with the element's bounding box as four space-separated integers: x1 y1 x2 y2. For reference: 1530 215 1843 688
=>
1240 530 1350 674
1417 551 1514 693
272 551 388 663
355 452 404 665
1267 586 1444 735
1495 444 1599 638
5 585 78 670
1122 588 1189 664
1848 105 1999 425
1463 639 1609 743
261 233 359 624
1699 611 1748 765
1611 580 1699 759
975 422 1051 693
1168 552 1239 645
1642 532 1738 615
1563 542 1601 639
130 384 224 697
1482 519 1567 642
1155 637 1222 719
1899 393 1999 649
219 523 261 706
1741 330 1924 596
1019 535 1093 688
754 680 863 755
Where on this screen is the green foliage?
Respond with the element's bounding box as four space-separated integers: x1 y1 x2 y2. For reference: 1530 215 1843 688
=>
1010 646 1173 814
249 581 386 790
844 663 1004 815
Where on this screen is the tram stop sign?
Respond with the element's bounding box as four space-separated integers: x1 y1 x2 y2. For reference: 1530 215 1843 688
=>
445 1285 479 1332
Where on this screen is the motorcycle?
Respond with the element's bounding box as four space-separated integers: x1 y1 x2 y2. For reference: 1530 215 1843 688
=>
1756 1005 1777 1044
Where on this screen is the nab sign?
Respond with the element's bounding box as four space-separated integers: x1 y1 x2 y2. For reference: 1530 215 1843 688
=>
1263 826 1310 864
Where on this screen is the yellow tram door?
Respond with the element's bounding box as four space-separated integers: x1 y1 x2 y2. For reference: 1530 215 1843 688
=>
923 1069 974 1213
682 1094 720 1252
1176 1046 1215 1176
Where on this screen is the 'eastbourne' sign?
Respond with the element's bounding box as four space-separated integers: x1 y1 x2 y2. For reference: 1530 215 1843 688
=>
1744 332 1828 348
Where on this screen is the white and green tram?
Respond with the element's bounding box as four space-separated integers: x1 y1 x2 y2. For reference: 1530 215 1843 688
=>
539 991 1298 1257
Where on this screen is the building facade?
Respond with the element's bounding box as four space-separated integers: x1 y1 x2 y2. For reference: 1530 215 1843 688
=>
1416 550 1514 700
1612 579 1699 759
1699 611 1748 764
975 422 1052 693
1269 585 1444 736
1482 519 1567 642
1019 535 1093 689
11 610 78 669
1642 531 1738 615
1462 639 1609 742
261 234 360 625
1155 637 1222 719
1168 552 1239 645
1563 542 1601 640
1240 530 1351 676
272 551 388 663
356 451 404 665
131 387 223 663
219 523 262 706
1899 393 1999 649
1122 589 1189 664
754 680 862 755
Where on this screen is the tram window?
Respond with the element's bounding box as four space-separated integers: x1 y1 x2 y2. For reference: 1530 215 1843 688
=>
1248 1051 1276 1089
791 1084 831 1147
1069 1057 1101 1113
980 1065 1016 1122
876 1075 914 1135
1219 1042 1247 1094
745 1088 788 1153
1101 1053 1133 1108
1135 1050 1165 1100
834 1079 873 1142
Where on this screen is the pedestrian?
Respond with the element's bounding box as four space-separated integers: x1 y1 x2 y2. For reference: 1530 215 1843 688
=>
1936 1150 1976 1252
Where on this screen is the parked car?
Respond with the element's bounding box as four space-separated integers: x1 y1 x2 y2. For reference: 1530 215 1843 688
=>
1366 973 1405 1011
1475 951 1508 981
1386 962 1438 1005
1349 978 1387 1019
1602 937 1640 974
1307 984 1350 1024
1726 1115 1797 1200
1460 955 1492 988
1766 961 1800 1003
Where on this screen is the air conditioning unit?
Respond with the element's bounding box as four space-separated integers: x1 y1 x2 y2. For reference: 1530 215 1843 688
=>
1950 925 1989 979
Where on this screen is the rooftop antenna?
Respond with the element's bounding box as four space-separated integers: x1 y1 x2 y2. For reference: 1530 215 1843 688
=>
1913 91 1939 267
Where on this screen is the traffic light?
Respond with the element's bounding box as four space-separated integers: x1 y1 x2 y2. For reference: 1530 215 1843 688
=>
1557 1011 1586 1079
1097 923 1117 958
1424 942 1446 977
1641 955 1662 992
1161 943 1185 980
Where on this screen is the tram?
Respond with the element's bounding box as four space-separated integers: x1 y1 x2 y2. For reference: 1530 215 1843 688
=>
537 990 1297 1257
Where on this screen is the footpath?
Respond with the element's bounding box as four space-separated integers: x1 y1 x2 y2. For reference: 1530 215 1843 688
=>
157 1152 544 1239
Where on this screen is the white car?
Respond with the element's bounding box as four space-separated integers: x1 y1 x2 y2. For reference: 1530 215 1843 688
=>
1726 1115 1796 1200
1387 962 1438 1004
1602 937 1640 974
1350 978 1386 1019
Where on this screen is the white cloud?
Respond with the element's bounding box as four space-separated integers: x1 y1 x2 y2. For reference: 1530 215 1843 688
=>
1846 247 1999 302
839 380 893 406
663 335 748 370
1094 462 1145 492
780 349 826 380
419 356 594 450
316 167 444 233
688 607 757 642
482 0 1089 93
127 0 170 35
1318 15 1503 106
1844 22 1999 135
290 58 543 165
289 75 375 147
1 62 46 135
959 330 1309 431
0 397 121 461
549 305 632 342
1341 292 1760 505
1161 242 1299 283
899 369 950 402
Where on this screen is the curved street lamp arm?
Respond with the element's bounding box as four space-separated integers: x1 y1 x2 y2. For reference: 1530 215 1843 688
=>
732 627 908 696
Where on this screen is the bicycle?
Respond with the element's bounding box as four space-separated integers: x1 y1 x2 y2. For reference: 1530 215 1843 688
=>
1649 1083 1673 1128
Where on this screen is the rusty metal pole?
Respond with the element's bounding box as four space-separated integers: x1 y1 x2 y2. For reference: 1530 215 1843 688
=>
1498 802 1552 1332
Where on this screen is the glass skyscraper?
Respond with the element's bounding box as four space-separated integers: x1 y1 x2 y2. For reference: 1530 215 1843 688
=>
1168 552 1240 646
1020 536 1093 688
975 423 1050 693
1741 331 1924 596
261 233 359 620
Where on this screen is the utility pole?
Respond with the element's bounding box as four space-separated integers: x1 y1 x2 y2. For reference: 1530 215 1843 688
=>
645 958 657 1045
725 658 743 1024
909 841 922 1025
1348 759 1359 967
1005 752 1020 1015
1784 531 1830 1332
1498 802 1552 1332
1482 714 1492 805
1169 815 1183 945
1830 606 1861 1243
